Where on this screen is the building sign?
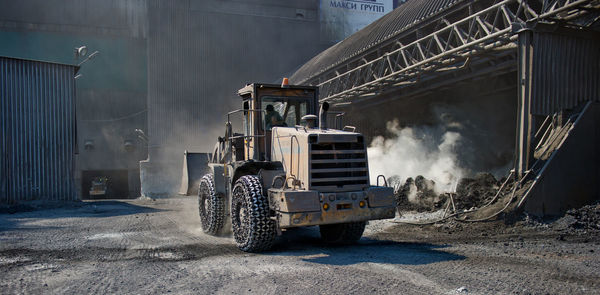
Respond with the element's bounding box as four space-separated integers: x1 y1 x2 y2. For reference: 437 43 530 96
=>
320 0 394 43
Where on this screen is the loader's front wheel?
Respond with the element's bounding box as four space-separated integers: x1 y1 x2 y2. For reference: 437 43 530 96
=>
231 175 276 252
198 174 225 235
319 222 366 244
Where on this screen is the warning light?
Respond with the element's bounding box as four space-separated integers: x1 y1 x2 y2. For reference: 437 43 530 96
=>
281 77 290 88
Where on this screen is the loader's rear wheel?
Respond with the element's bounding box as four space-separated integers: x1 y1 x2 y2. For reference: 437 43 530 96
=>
231 175 276 252
319 222 366 244
198 174 225 235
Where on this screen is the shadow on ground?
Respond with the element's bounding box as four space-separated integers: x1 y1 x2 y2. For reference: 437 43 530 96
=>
0 242 241 267
267 227 466 266
0 201 160 231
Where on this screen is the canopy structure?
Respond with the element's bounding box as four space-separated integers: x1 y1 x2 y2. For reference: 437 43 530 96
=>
291 0 600 104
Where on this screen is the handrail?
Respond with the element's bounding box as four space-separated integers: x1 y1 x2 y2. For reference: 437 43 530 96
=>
227 108 262 115
289 135 301 180
376 175 388 187
343 126 357 132
228 135 264 140
226 108 264 160
227 108 261 122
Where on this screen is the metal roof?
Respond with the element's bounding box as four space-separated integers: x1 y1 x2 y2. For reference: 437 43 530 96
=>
290 0 466 84
0 55 80 71
237 83 319 96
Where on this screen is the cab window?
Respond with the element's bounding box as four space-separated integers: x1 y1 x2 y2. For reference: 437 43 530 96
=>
261 96 311 130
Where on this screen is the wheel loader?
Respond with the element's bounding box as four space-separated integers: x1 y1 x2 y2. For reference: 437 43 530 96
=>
197 79 396 252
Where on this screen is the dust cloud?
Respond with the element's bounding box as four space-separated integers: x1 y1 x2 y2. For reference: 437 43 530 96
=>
368 120 467 193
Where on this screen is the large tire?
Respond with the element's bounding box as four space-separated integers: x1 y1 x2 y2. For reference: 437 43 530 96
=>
319 222 366 244
198 174 225 235
231 175 276 252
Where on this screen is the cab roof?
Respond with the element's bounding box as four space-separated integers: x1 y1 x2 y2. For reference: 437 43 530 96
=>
237 83 318 97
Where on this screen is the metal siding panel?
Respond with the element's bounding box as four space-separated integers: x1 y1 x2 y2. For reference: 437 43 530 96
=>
16 61 23 200
143 1 326 194
49 63 56 200
41 61 49 199
55 64 61 200
8 60 14 202
531 32 600 115
1 56 77 203
34 63 41 198
147 0 322 156
25 60 31 199
1 60 5 201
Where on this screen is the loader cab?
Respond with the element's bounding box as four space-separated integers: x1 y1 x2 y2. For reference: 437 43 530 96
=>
237 82 319 161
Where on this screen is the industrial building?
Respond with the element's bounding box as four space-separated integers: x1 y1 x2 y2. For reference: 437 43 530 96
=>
141 0 399 196
0 0 148 200
291 0 600 215
0 0 399 201
2 0 596 215
0 56 79 203
2 1 600 292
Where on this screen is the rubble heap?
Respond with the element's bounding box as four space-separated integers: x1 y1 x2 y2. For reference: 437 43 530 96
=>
395 176 445 212
395 173 501 213
454 173 500 210
566 202 600 230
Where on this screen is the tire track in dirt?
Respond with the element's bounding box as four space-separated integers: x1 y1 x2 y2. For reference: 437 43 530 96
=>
0 211 96 294
77 212 145 294
3 196 599 294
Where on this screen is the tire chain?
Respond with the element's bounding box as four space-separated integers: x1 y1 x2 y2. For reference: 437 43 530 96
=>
231 175 276 252
198 174 225 235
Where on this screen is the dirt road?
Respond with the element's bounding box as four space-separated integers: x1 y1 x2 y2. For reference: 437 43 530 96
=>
1 196 598 294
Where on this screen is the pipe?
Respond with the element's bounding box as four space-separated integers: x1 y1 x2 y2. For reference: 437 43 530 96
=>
319 102 329 130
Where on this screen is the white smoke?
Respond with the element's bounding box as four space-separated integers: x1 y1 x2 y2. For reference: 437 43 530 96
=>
367 120 467 193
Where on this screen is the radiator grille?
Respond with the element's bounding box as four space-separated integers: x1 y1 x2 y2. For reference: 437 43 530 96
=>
309 141 369 192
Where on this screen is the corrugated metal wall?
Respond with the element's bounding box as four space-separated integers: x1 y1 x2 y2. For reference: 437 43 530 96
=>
147 0 323 155
531 32 600 115
1 56 78 203
144 0 325 194
0 0 147 38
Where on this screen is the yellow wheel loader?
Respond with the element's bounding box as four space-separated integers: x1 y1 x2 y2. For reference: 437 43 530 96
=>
197 80 396 252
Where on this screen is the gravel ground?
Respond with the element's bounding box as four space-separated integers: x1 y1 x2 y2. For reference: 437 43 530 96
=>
1 196 599 294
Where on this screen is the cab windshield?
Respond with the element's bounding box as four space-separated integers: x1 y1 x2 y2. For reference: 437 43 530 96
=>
261 96 311 130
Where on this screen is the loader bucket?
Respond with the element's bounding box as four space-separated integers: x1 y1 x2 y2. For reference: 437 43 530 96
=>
178 151 211 196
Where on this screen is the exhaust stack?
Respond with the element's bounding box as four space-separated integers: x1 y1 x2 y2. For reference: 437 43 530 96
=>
319 102 329 130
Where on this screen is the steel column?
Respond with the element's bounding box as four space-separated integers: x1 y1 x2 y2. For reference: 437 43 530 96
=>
515 30 534 178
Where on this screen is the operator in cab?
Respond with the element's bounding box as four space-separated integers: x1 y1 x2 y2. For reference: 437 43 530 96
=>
264 104 284 130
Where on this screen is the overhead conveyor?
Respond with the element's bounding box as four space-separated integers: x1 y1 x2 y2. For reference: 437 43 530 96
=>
293 0 600 104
